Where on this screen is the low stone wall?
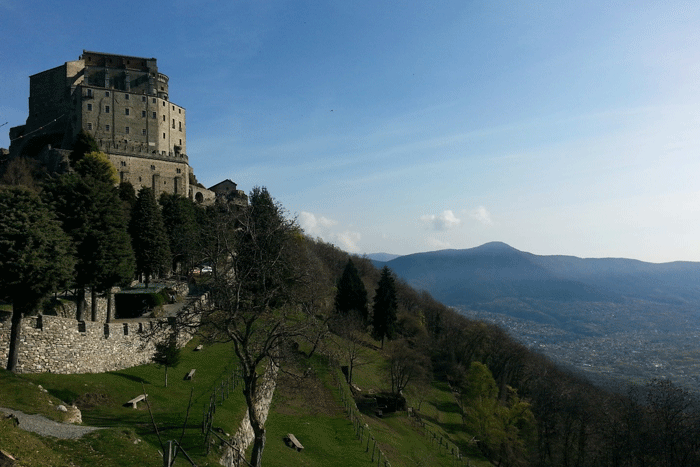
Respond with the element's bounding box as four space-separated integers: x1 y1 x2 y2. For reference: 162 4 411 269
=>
220 361 279 467
0 293 207 374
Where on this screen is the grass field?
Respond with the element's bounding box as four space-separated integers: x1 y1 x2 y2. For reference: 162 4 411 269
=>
0 334 492 466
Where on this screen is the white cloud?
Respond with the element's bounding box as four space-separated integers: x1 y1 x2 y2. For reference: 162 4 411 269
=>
420 210 461 231
426 237 451 250
336 231 362 253
469 206 494 226
299 211 360 252
299 211 338 236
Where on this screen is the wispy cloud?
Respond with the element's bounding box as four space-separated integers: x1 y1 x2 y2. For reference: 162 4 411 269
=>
299 211 338 235
468 206 494 226
426 237 451 250
420 210 461 231
300 211 361 253
336 231 362 253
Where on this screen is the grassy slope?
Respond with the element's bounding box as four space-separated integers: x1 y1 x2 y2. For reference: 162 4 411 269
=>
0 336 492 467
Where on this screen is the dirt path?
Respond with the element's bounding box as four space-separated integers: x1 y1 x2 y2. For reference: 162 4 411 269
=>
0 407 104 439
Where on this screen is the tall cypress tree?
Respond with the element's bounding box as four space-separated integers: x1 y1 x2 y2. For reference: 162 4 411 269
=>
42 151 134 321
129 187 171 288
0 187 74 372
372 265 398 348
159 192 199 274
334 259 368 322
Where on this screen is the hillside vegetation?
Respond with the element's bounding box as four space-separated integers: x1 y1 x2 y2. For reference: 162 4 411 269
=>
2 153 700 466
378 242 700 391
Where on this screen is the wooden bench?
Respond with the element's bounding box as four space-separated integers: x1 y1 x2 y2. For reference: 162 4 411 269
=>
285 433 304 452
185 369 196 380
125 394 147 409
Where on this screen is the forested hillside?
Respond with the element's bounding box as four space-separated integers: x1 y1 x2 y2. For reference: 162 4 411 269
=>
377 242 700 392
2 144 699 466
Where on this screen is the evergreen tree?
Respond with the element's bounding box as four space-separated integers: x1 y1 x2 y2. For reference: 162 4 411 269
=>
130 187 171 288
372 265 398 348
334 259 368 322
0 187 75 372
69 129 100 166
159 193 200 274
152 336 181 388
42 151 135 321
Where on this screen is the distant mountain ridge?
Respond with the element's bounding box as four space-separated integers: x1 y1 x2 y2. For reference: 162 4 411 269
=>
379 241 700 308
365 252 401 262
377 242 700 390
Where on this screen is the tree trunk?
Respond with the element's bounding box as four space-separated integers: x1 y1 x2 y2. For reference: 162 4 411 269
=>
76 287 86 321
250 427 266 467
6 308 23 373
91 288 97 321
106 292 112 323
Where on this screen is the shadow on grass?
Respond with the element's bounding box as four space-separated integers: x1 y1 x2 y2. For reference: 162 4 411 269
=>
110 372 150 385
47 388 80 404
432 400 461 414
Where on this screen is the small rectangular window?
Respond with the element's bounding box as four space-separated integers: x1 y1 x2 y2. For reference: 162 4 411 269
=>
125 126 130 134
87 122 93 130
163 115 166 122
172 119 175 129
152 112 156 119
142 96 146 102
152 97 156 103
86 89 93 97
87 103 92 111
163 133 165 139
105 105 110 113
125 93 129 100
178 108 181 114
105 91 110 97
162 101 165 106
178 122 182 131
125 108 130 116
141 110 146 117
105 124 110 131
142 128 147 136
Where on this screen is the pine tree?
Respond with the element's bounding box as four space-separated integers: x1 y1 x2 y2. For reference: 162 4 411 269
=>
42 152 135 321
373 266 398 348
0 187 75 372
159 193 200 274
69 129 100 166
152 336 181 388
334 259 368 322
130 187 171 288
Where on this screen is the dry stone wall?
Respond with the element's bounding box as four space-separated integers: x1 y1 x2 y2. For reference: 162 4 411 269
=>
0 293 206 374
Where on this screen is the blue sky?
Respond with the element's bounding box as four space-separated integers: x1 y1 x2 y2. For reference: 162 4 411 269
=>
2 1 700 262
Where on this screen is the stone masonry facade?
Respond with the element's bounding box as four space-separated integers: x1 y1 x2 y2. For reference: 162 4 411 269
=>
8 50 215 202
0 292 207 374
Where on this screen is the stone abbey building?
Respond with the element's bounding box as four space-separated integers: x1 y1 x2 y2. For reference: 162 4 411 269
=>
8 50 214 202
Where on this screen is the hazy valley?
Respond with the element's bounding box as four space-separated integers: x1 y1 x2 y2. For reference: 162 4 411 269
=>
374 242 700 392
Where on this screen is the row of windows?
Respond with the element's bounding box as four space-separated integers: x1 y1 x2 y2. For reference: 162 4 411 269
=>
84 122 183 145
119 162 183 175
85 89 182 113
85 105 182 129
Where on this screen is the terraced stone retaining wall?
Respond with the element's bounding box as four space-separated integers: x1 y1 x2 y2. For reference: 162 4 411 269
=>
0 292 206 374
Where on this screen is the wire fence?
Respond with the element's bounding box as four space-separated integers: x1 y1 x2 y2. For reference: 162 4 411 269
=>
327 352 471 467
331 362 392 467
202 367 242 456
